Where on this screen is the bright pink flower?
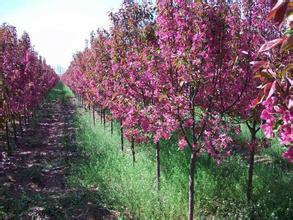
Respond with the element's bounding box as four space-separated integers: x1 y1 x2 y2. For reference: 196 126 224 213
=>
260 109 274 122
178 138 188 150
260 123 275 138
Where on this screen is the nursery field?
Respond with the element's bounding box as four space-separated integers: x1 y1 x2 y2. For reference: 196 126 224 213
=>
1 0 292 219
1 82 291 219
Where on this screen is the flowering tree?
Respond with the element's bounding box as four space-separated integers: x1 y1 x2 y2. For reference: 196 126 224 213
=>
0 23 58 155
252 0 292 162
62 0 286 219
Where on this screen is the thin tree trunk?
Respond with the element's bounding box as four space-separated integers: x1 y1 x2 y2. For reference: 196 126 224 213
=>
5 121 12 156
103 110 106 130
246 120 257 206
100 109 103 124
120 122 124 151
19 116 23 136
131 138 135 164
111 120 113 135
92 107 95 125
12 119 17 146
247 144 255 205
156 141 161 190
188 149 197 220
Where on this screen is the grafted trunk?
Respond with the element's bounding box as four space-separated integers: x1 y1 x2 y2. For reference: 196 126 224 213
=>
188 149 197 220
156 142 161 190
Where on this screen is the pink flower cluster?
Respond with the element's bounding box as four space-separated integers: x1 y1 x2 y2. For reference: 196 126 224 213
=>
62 0 291 163
0 24 58 123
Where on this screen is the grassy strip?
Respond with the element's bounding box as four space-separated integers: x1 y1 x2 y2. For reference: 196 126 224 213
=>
44 81 75 103
68 108 292 219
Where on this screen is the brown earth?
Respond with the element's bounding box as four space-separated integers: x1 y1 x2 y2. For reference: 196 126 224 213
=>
0 95 118 219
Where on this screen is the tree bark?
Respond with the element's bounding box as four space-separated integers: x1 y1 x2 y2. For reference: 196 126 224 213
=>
131 138 136 164
111 120 113 135
92 107 95 125
12 119 17 146
103 110 106 130
6 121 12 156
188 149 197 220
19 116 23 136
120 122 124 151
156 142 161 190
246 120 257 206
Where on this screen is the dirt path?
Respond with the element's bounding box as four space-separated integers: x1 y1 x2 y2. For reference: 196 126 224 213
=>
0 87 116 219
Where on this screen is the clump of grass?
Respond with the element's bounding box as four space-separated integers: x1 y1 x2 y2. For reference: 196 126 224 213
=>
68 111 292 219
45 81 74 103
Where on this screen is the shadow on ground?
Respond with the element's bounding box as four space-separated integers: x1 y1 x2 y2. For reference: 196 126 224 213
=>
0 83 117 219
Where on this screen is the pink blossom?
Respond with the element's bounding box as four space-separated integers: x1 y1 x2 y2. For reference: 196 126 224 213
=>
260 124 275 138
178 138 188 150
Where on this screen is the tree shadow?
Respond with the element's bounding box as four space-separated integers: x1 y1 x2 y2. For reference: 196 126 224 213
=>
0 83 118 219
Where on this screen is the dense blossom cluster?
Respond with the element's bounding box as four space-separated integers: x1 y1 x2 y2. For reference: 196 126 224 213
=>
62 0 292 218
253 0 292 162
0 24 58 126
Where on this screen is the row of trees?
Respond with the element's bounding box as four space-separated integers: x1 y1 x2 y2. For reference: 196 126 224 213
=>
62 0 292 219
0 23 58 155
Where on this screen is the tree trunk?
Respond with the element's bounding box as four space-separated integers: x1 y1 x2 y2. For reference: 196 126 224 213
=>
120 122 124 151
92 107 95 125
103 110 106 130
12 119 17 146
5 121 12 156
156 142 161 190
100 109 103 124
188 149 197 220
247 121 257 206
111 120 113 135
19 116 23 136
131 138 135 164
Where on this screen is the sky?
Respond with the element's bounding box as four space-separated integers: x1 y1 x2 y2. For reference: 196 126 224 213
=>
0 0 122 73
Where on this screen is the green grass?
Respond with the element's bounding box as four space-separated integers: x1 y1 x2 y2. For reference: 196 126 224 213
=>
68 110 293 219
45 81 74 103
2 82 290 219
